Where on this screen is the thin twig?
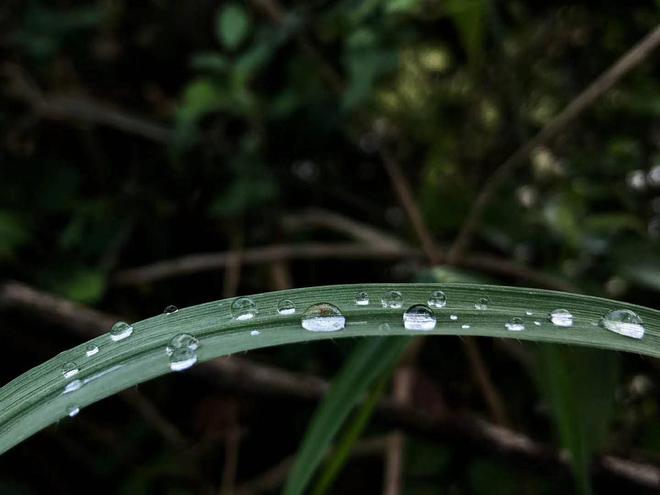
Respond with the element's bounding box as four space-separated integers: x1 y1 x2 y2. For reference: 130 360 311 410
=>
1 281 659 489
447 23 660 262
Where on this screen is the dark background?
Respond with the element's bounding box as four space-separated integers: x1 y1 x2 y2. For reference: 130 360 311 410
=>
2 0 660 493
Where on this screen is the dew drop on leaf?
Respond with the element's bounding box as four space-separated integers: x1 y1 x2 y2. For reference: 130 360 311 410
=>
427 290 447 309
474 297 489 310
450 314 458 321
403 304 436 331
355 291 370 306
301 303 346 332
231 297 257 320
600 309 645 339
505 317 525 332
277 299 296 315
549 309 573 327
381 290 403 309
85 343 99 357
66 405 80 418
110 321 133 342
62 362 79 379
163 305 179 314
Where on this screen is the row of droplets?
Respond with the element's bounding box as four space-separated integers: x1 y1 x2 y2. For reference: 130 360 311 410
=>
61 290 646 418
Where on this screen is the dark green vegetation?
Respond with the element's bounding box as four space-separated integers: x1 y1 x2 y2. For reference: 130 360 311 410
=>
2 0 660 493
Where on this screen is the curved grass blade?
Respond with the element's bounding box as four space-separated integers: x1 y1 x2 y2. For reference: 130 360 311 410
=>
1 283 659 456
283 337 408 495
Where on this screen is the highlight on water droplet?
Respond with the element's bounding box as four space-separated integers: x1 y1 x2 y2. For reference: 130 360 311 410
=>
301 303 346 332
525 310 533 316
165 333 199 357
474 297 489 310
549 309 573 327
381 290 403 309
277 299 296 315
355 291 370 306
168 348 198 371
231 297 257 320
62 362 79 379
67 405 80 418
450 314 458 321
427 290 447 309
63 379 83 394
461 324 470 329
110 321 133 342
600 309 645 339
534 321 541 326
163 304 178 314
505 317 525 332
403 304 436 331
250 330 260 336
85 343 99 357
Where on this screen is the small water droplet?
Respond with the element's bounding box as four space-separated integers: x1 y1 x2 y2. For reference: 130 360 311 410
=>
231 297 257 320
67 405 80 418
600 309 645 339
461 324 470 329
549 309 573 327
355 291 370 306
379 322 392 331
277 299 296 315
505 317 525 332
474 297 489 310
163 304 179 314
381 290 403 309
62 362 79 379
85 344 99 357
250 330 260 336
525 310 533 316
63 379 82 394
110 321 133 341
427 290 447 309
534 321 541 326
165 333 199 357
450 314 458 321
403 304 436 331
301 303 346 332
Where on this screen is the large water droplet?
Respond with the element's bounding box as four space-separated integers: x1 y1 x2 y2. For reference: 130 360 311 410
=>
231 297 257 320
67 405 80 418
168 348 198 371
427 290 447 309
381 290 403 309
163 304 179 314
601 309 645 339
165 333 199 357
474 297 489 310
505 317 525 332
549 309 573 327
301 303 346 332
85 343 99 357
403 304 436 331
355 291 370 306
277 299 296 315
110 321 133 341
62 362 79 379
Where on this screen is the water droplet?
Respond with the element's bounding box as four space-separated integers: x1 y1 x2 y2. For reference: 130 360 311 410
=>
277 299 296 315
110 321 133 341
627 169 647 190
62 362 79 379
525 311 533 316
168 347 198 371
355 292 370 306
449 314 458 321
474 297 489 310
534 321 541 326
85 344 99 357
63 379 82 394
231 297 257 321
549 309 573 327
381 290 403 309
461 324 470 329
403 304 436 331
301 303 346 332
250 330 260 336
600 309 645 339
163 304 178 314
165 333 199 357
379 322 391 331
505 317 525 332
427 290 447 309
66 405 80 418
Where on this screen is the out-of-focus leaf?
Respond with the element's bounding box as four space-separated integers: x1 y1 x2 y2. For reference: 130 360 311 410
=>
535 345 619 495
284 336 410 495
190 52 230 73
444 0 487 64
216 4 251 50
0 211 29 261
52 268 107 304
620 261 660 292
